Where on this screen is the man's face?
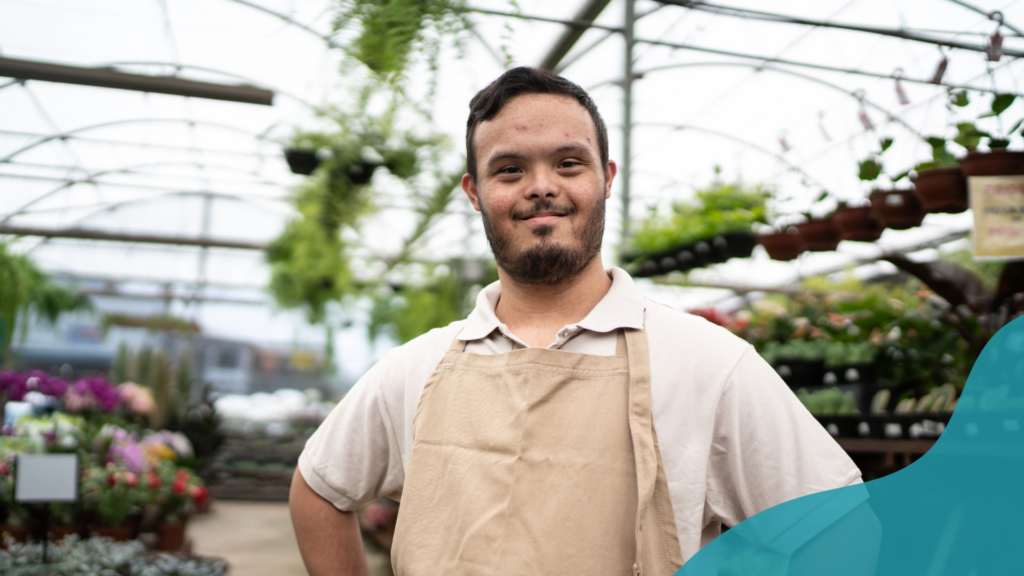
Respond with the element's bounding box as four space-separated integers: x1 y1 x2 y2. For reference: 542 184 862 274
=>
462 93 616 285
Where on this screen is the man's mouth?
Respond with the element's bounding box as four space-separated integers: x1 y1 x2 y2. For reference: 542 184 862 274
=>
521 211 567 224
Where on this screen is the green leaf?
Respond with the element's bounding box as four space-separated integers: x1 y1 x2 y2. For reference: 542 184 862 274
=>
879 137 894 152
891 169 911 182
1008 117 1024 135
926 136 947 149
858 158 883 181
989 138 1010 149
815 191 830 203
914 161 938 172
954 122 984 151
992 94 1016 117
951 91 970 107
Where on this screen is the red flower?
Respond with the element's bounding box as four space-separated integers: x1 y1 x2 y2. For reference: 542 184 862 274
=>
175 469 190 480
107 472 118 487
124 471 138 488
147 472 161 490
191 485 209 503
171 478 187 495
0 462 8 475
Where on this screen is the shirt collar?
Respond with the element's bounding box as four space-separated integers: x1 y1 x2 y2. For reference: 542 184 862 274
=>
458 267 645 341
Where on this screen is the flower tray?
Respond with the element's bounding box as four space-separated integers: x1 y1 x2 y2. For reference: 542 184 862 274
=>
912 167 968 214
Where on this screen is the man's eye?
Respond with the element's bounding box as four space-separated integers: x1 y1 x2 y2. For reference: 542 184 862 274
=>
560 160 581 169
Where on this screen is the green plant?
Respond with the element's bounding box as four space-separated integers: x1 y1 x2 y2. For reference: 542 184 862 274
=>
796 387 860 416
824 341 878 367
857 137 894 182
951 92 1023 150
81 464 145 527
760 339 829 365
629 182 768 255
0 535 228 575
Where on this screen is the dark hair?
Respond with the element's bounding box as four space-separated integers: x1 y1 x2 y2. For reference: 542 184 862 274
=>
466 67 609 183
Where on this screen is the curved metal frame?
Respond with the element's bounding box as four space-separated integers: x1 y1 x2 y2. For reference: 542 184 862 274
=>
632 121 831 191
0 117 268 163
1 160 287 225
590 61 928 141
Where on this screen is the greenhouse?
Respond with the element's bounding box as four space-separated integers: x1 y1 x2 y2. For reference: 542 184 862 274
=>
1 0 1023 574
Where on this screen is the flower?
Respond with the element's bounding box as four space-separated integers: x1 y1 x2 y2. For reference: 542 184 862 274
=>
0 370 28 401
118 382 155 415
124 471 138 488
190 485 209 504
147 472 161 490
171 478 187 495
69 375 121 412
107 472 118 487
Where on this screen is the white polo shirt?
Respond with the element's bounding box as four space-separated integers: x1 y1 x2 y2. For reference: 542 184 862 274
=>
299 268 861 562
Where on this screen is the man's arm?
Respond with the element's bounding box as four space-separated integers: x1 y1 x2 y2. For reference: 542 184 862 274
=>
289 467 370 576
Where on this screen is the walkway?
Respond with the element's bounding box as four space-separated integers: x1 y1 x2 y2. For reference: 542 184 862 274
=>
189 501 392 576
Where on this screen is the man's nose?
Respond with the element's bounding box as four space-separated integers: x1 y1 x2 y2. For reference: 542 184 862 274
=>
524 167 560 199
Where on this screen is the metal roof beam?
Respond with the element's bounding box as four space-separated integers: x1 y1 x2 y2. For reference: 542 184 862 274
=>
0 224 268 251
0 57 274 106
539 0 614 71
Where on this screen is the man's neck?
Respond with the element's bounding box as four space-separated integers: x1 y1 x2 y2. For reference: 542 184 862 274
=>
494 256 613 348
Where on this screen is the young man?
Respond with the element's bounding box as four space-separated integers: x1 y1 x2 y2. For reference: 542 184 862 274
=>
290 67 862 576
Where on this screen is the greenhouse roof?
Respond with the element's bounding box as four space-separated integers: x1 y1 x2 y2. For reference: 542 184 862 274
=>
2 0 1022 372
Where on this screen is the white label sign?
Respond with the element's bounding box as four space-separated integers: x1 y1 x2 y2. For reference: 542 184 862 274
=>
970 175 1024 259
15 454 78 502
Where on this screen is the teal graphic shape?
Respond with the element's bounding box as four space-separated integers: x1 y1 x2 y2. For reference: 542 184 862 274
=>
677 316 1024 576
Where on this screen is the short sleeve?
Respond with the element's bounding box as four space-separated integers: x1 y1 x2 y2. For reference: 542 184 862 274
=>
298 358 406 511
703 346 862 528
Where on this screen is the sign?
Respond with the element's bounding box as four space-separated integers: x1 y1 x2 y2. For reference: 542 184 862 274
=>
15 454 78 502
971 175 1024 259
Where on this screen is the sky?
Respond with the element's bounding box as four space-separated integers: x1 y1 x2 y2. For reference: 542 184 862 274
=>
1 0 1022 381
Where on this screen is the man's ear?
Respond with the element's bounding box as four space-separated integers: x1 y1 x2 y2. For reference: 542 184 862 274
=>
462 173 482 212
603 160 618 199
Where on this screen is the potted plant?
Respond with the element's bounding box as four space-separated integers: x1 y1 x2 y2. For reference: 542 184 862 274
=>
910 135 968 213
823 341 879 385
869 188 924 230
82 464 142 541
48 502 84 543
833 202 884 241
0 456 31 548
956 93 1024 177
758 227 805 261
794 214 841 252
761 339 829 387
152 464 207 552
284 148 321 175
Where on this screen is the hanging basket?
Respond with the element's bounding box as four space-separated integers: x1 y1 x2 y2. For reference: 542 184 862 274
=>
758 228 805 261
284 148 320 175
794 217 841 251
833 205 883 242
869 189 924 230
718 232 758 259
912 167 968 214
959 149 1024 177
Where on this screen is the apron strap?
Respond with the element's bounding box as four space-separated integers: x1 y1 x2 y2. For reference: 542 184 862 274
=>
448 328 470 353
624 327 657 576
614 329 627 357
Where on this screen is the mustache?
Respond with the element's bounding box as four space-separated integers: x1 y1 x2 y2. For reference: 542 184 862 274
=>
511 201 577 221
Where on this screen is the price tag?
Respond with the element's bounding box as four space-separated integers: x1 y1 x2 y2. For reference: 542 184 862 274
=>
15 454 78 503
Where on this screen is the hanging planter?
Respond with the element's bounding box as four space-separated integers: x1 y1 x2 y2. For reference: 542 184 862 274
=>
758 228 804 261
794 216 841 251
959 149 1024 177
284 148 320 175
869 189 925 230
912 166 968 213
716 232 758 259
833 204 884 241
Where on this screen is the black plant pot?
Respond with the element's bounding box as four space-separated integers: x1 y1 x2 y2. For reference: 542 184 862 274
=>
721 232 757 259
775 359 825 388
284 149 320 175
823 364 877 386
347 160 381 185
817 416 860 438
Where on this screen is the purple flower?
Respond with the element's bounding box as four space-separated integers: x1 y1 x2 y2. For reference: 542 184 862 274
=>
1 370 28 401
108 439 145 473
72 375 121 412
27 370 68 398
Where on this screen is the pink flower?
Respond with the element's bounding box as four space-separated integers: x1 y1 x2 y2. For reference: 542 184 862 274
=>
118 382 155 415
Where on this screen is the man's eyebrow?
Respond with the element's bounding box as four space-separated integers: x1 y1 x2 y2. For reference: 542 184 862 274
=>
484 143 593 165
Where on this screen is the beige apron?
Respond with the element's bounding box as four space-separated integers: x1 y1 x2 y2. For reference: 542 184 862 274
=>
391 328 683 576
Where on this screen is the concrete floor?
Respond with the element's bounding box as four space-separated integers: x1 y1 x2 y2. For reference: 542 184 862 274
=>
190 501 392 576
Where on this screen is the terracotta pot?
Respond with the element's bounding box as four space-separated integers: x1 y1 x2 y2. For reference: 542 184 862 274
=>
794 217 841 251
156 520 188 552
758 229 804 261
90 524 135 542
0 524 31 548
49 525 84 542
196 495 212 515
869 189 924 230
833 205 883 242
912 167 968 213
960 149 1024 177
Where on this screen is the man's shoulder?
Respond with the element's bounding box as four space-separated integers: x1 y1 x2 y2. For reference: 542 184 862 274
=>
372 320 467 383
642 297 751 359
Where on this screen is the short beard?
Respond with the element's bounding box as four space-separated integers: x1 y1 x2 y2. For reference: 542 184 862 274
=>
481 196 605 286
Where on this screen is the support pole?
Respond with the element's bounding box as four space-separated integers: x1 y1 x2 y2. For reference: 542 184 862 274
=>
621 0 635 254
